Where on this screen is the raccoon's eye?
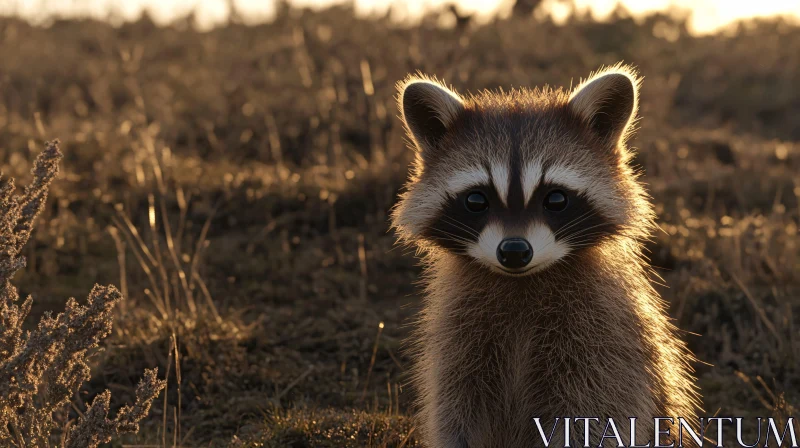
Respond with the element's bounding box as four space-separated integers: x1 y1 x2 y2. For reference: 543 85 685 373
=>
465 192 489 213
543 190 568 212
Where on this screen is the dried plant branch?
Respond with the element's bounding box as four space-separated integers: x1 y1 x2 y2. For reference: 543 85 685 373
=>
0 140 165 447
64 369 166 448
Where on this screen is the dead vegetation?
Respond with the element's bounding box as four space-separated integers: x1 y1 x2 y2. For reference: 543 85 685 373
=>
0 140 165 446
0 3 798 446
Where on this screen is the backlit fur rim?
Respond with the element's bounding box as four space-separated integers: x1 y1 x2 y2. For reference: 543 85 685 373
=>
396 73 464 153
568 62 643 150
392 74 464 246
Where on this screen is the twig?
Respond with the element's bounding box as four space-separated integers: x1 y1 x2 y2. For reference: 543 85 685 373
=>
173 334 181 447
735 371 773 410
360 322 385 404
162 335 174 448
730 273 782 345
275 365 315 403
397 426 416 448
358 233 368 302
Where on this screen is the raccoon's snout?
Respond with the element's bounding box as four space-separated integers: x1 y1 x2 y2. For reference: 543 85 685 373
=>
496 238 533 269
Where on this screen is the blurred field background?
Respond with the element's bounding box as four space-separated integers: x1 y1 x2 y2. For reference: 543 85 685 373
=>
1 0 799 445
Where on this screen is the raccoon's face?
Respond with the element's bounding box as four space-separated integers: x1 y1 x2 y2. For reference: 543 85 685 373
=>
392 66 650 276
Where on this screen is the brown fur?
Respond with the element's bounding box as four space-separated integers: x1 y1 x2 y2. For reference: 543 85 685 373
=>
391 65 701 448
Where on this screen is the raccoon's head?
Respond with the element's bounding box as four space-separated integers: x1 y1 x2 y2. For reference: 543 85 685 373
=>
391 65 654 276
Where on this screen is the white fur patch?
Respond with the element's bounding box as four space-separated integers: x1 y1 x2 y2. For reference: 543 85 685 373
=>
466 221 569 275
544 164 589 193
444 166 490 197
544 163 619 222
467 221 504 269
525 223 570 273
521 159 543 206
490 161 510 206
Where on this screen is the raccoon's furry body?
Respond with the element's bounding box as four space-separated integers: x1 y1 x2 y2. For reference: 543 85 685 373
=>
391 65 700 447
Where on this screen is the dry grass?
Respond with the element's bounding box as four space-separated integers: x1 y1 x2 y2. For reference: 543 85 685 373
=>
0 3 798 446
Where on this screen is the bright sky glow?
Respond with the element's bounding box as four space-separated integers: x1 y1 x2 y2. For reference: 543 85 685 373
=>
2 0 799 34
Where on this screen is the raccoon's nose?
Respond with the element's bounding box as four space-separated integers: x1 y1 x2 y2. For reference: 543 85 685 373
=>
496 238 533 269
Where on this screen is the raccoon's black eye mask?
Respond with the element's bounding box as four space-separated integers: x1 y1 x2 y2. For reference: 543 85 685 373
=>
422 183 618 254
463 189 570 214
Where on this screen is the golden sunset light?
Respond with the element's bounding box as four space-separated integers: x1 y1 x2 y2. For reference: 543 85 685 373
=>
3 0 800 33
2 0 798 445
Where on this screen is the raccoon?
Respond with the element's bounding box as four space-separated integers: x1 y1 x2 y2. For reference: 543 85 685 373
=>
391 65 701 448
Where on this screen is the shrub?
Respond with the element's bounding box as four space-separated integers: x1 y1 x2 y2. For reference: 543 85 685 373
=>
0 140 166 447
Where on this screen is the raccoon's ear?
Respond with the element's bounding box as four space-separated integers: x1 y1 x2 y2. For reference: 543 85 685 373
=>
399 77 464 157
568 67 640 148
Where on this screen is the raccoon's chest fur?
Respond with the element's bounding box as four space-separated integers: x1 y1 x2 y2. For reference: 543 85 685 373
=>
415 253 666 447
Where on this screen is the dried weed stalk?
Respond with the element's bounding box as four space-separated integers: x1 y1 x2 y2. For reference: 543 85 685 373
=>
0 140 166 447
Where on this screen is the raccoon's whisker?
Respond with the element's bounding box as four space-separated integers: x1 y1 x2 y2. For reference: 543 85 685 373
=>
560 233 612 248
553 210 599 239
553 210 596 239
557 225 615 251
438 223 480 240
535 211 599 254
563 239 605 248
432 237 472 247
560 237 606 249
439 216 481 238
555 211 595 238
430 227 473 242
564 232 612 244
429 227 474 246
560 222 613 241
537 213 600 254
561 231 608 242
